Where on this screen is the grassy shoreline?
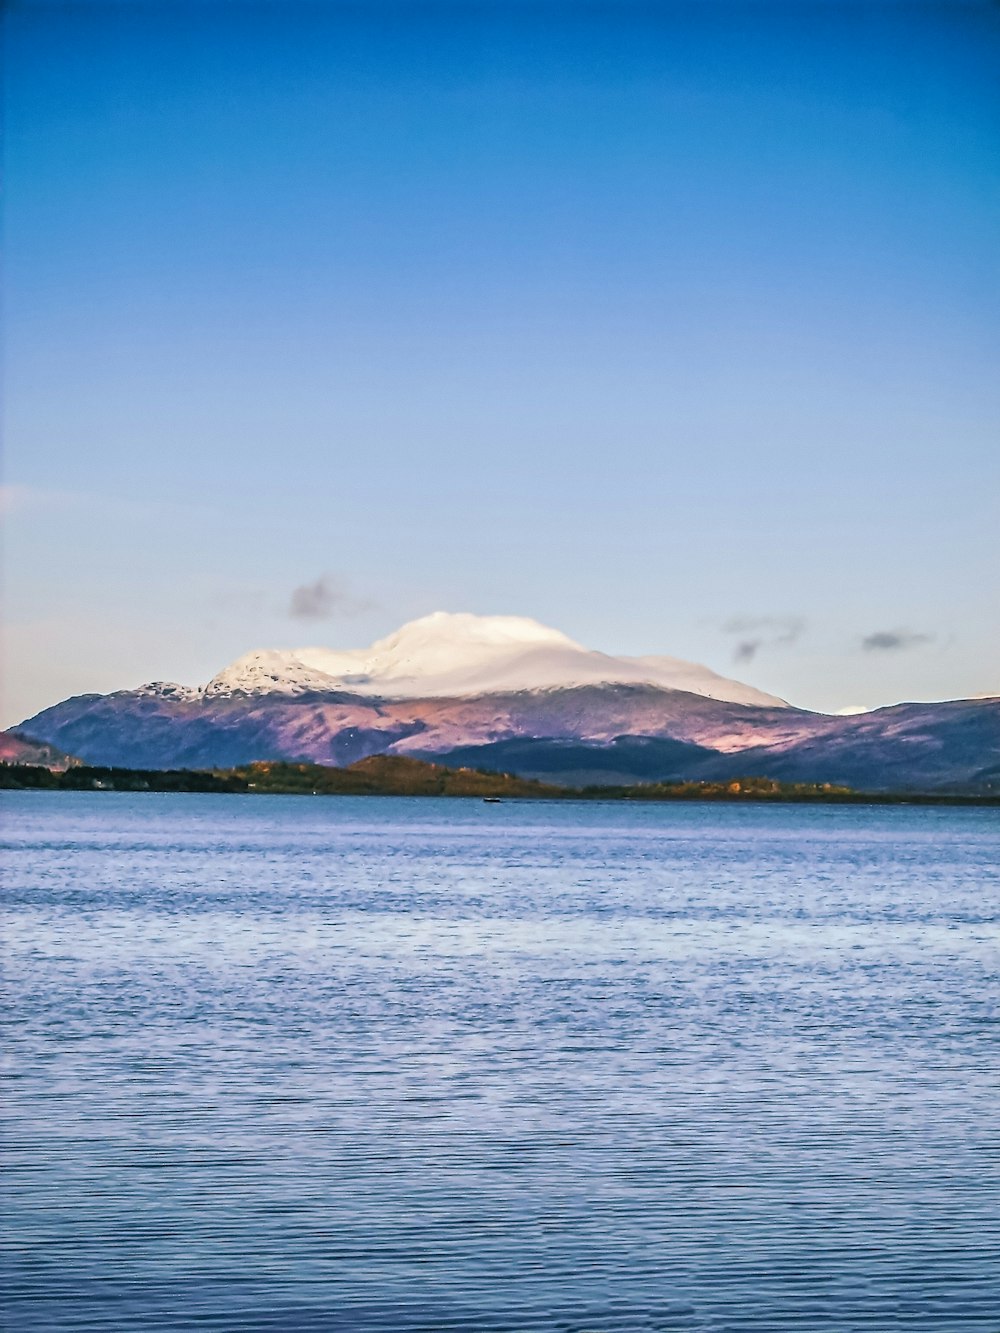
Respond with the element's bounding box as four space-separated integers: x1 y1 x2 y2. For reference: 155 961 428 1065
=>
2 756 997 806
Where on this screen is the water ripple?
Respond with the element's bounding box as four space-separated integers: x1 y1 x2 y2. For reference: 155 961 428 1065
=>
2 794 998 1331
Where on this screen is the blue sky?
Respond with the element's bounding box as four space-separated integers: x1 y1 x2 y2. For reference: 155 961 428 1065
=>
4 1 998 724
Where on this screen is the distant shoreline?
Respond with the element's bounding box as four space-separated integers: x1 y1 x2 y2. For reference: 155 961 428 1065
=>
2 759 997 807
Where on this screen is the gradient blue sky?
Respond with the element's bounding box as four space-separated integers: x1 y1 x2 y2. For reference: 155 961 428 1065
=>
4 0 998 724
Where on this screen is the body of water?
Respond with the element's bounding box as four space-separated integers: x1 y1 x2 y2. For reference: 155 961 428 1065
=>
2 793 998 1330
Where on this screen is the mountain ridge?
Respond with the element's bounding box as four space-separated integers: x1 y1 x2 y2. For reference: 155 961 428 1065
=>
13 612 998 793
15 681 999 793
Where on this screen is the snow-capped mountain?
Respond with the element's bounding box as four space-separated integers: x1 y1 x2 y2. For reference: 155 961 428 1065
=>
15 608 998 789
200 612 788 707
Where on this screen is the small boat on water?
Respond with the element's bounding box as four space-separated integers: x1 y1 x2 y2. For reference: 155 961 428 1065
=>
482 796 503 804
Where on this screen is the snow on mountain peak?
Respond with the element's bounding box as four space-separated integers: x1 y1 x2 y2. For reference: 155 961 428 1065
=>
296 612 581 688
134 681 203 702
373 611 578 654
197 611 789 707
203 650 341 698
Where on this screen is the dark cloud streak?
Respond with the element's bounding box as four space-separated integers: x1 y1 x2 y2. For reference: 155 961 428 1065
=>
289 575 371 621
723 615 804 664
861 629 933 652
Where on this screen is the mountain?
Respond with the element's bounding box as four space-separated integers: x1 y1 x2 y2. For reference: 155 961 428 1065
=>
13 613 1000 792
0 730 80 771
13 679 797 772
427 698 1000 792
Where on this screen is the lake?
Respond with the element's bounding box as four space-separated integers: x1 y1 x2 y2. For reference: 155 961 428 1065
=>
2 793 998 1331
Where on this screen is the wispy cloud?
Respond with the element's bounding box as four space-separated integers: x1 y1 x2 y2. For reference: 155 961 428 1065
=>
288 574 372 621
0 484 29 516
861 629 933 653
722 615 805 663
0 484 81 516
1 483 227 524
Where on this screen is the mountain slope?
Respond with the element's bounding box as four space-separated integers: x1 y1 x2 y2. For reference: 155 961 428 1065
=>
0 730 80 771
420 736 726 787
16 684 781 771
14 690 418 770
425 698 1000 791
712 698 1000 792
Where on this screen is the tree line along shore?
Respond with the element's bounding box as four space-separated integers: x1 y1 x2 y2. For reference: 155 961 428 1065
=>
1 754 996 805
